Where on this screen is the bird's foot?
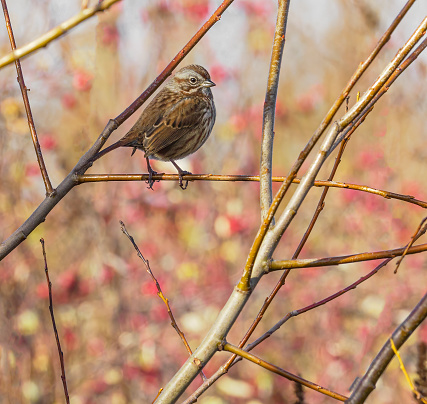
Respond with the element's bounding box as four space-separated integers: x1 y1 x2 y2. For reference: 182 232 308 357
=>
178 170 192 190
146 169 165 190
145 157 163 190
171 160 191 190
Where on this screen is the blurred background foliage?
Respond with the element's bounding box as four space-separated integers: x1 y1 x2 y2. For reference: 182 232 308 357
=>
0 0 426 403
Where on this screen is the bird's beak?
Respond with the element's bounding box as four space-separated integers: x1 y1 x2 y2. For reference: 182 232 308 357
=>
203 79 216 87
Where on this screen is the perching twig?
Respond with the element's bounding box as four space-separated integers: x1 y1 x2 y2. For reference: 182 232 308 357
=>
119 221 207 382
1 0 53 195
40 239 70 404
76 173 427 208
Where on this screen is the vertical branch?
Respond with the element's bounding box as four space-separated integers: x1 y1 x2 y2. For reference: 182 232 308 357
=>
40 239 70 404
1 0 54 195
260 0 291 221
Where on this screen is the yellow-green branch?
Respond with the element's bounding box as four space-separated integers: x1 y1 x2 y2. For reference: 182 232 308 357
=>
0 0 121 69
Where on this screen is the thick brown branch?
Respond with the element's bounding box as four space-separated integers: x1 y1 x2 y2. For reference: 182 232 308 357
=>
111 0 235 128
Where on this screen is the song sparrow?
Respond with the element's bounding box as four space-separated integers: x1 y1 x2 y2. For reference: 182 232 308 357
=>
93 64 216 189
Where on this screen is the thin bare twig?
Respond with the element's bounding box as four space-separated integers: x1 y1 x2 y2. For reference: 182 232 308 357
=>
259 0 418 230
0 0 121 69
151 389 163 404
258 0 422 254
331 36 427 155
250 259 391 350
394 216 427 273
40 239 70 404
294 135 351 259
222 342 348 401
347 292 427 404
270 242 427 270
1 0 53 195
119 221 207 382
260 0 291 221
237 114 360 354
216 138 359 383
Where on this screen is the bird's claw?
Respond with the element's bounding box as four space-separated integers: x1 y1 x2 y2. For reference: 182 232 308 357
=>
146 170 164 190
178 170 191 190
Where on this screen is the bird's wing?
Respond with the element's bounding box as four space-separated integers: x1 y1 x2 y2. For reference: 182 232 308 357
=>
142 97 209 158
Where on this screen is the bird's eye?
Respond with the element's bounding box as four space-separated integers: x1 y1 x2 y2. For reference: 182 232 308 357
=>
189 77 197 84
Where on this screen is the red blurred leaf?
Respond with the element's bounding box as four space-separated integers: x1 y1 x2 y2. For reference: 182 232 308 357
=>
73 70 93 92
